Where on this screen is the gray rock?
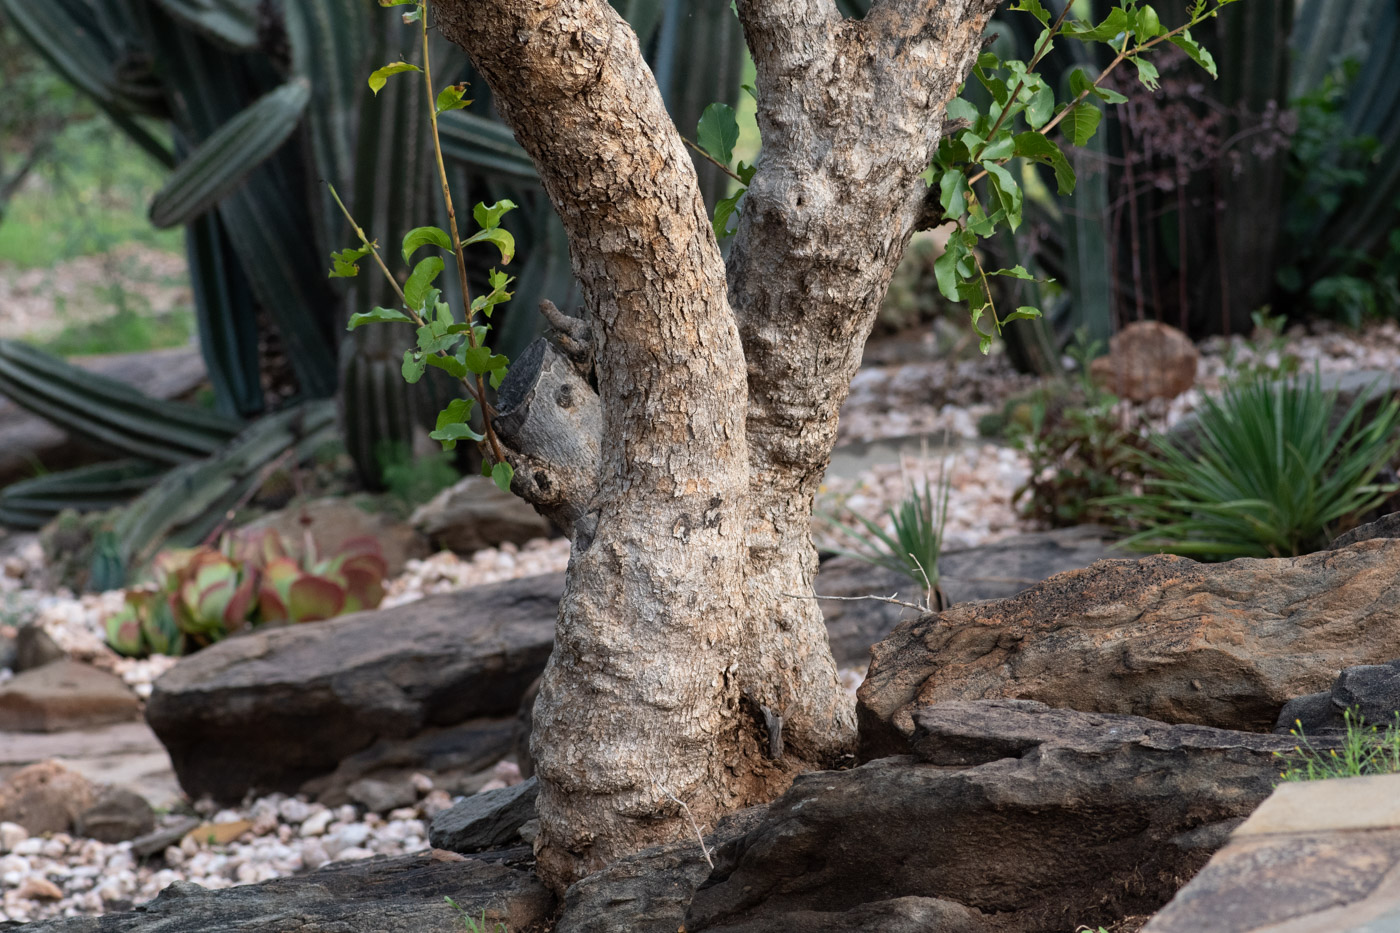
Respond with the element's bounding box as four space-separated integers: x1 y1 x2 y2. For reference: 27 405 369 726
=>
0 660 140 733
13 625 64 673
816 525 1121 667
1275 658 1400 735
74 786 155 843
0 760 95 835
346 778 418 814
130 816 202 859
411 476 554 555
4 851 553 932
859 541 1400 758
1330 510 1400 549
429 777 539 853
684 700 1316 933
146 576 560 802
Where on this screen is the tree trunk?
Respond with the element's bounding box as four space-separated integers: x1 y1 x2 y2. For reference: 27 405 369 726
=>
434 0 999 891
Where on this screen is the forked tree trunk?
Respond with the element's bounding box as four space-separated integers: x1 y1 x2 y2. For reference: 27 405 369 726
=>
435 0 999 891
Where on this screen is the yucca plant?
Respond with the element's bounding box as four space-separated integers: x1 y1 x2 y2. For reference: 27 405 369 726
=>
1108 371 1400 560
819 462 952 613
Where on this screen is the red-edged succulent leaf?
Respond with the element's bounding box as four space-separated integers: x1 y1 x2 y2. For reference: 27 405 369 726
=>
335 536 385 562
105 604 145 656
286 574 346 622
152 547 202 589
141 598 186 656
257 556 302 623
222 571 259 631
339 565 385 614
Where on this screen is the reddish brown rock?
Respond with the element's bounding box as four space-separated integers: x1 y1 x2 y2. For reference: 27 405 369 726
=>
0 760 97 834
0 659 141 733
1089 320 1198 401
858 539 1400 758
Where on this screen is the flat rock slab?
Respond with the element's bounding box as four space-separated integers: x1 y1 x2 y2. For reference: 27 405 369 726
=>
817 525 1120 667
429 777 539 853
685 700 1307 933
858 540 1400 757
1145 774 1400 933
0 660 140 733
146 576 562 801
3 850 553 933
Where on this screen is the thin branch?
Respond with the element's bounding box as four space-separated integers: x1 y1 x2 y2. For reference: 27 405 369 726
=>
682 137 744 184
784 591 929 613
645 770 713 868
423 0 507 465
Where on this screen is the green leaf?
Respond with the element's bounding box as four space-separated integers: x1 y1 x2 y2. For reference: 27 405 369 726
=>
402 350 426 384
464 227 515 264
428 422 484 450
713 191 744 239
982 161 1023 232
1006 306 1043 321
491 460 514 493
472 199 518 231
945 98 980 127
1060 102 1103 147
981 133 1015 161
368 61 422 96
347 307 413 330
939 169 969 217
989 265 1035 280
1131 56 1161 92
1010 0 1050 26
401 226 451 264
435 398 473 431
1133 5 1163 40
1170 30 1218 79
404 257 445 313
1012 131 1075 195
696 103 740 165
736 161 757 185
1063 7 1130 44
435 83 472 115
934 232 972 302
424 354 467 378
1025 85 1054 130
328 245 371 278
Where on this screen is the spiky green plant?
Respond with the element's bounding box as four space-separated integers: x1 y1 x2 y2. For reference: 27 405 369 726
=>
1276 709 1400 782
1108 370 1400 559
819 463 952 612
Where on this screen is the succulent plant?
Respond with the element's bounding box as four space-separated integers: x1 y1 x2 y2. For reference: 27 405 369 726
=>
104 528 388 657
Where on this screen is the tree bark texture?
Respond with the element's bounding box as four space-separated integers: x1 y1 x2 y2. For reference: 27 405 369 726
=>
434 0 999 890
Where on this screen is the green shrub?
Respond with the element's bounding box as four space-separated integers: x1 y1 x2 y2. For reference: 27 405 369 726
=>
1007 336 1151 528
818 464 951 612
1276 710 1400 782
1107 369 1400 559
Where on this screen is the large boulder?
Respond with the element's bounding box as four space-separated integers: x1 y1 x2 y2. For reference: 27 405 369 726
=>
858 539 1400 757
684 700 1307 933
1088 320 1198 401
146 576 561 801
3 850 553 933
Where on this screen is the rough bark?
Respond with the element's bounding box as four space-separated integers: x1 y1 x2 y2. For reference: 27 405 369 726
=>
435 0 753 888
727 0 1001 769
434 0 998 889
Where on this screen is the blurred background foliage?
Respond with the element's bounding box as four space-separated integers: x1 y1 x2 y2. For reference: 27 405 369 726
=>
0 0 1397 574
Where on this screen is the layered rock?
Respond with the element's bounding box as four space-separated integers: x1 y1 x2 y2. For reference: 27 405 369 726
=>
685 700 1306 933
146 577 560 800
859 540 1400 757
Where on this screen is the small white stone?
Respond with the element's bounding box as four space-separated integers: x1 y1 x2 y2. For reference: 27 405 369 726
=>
0 822 28 853
277 798 312 824
299 810 332 837
334 846 374 861
300 840 330 870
